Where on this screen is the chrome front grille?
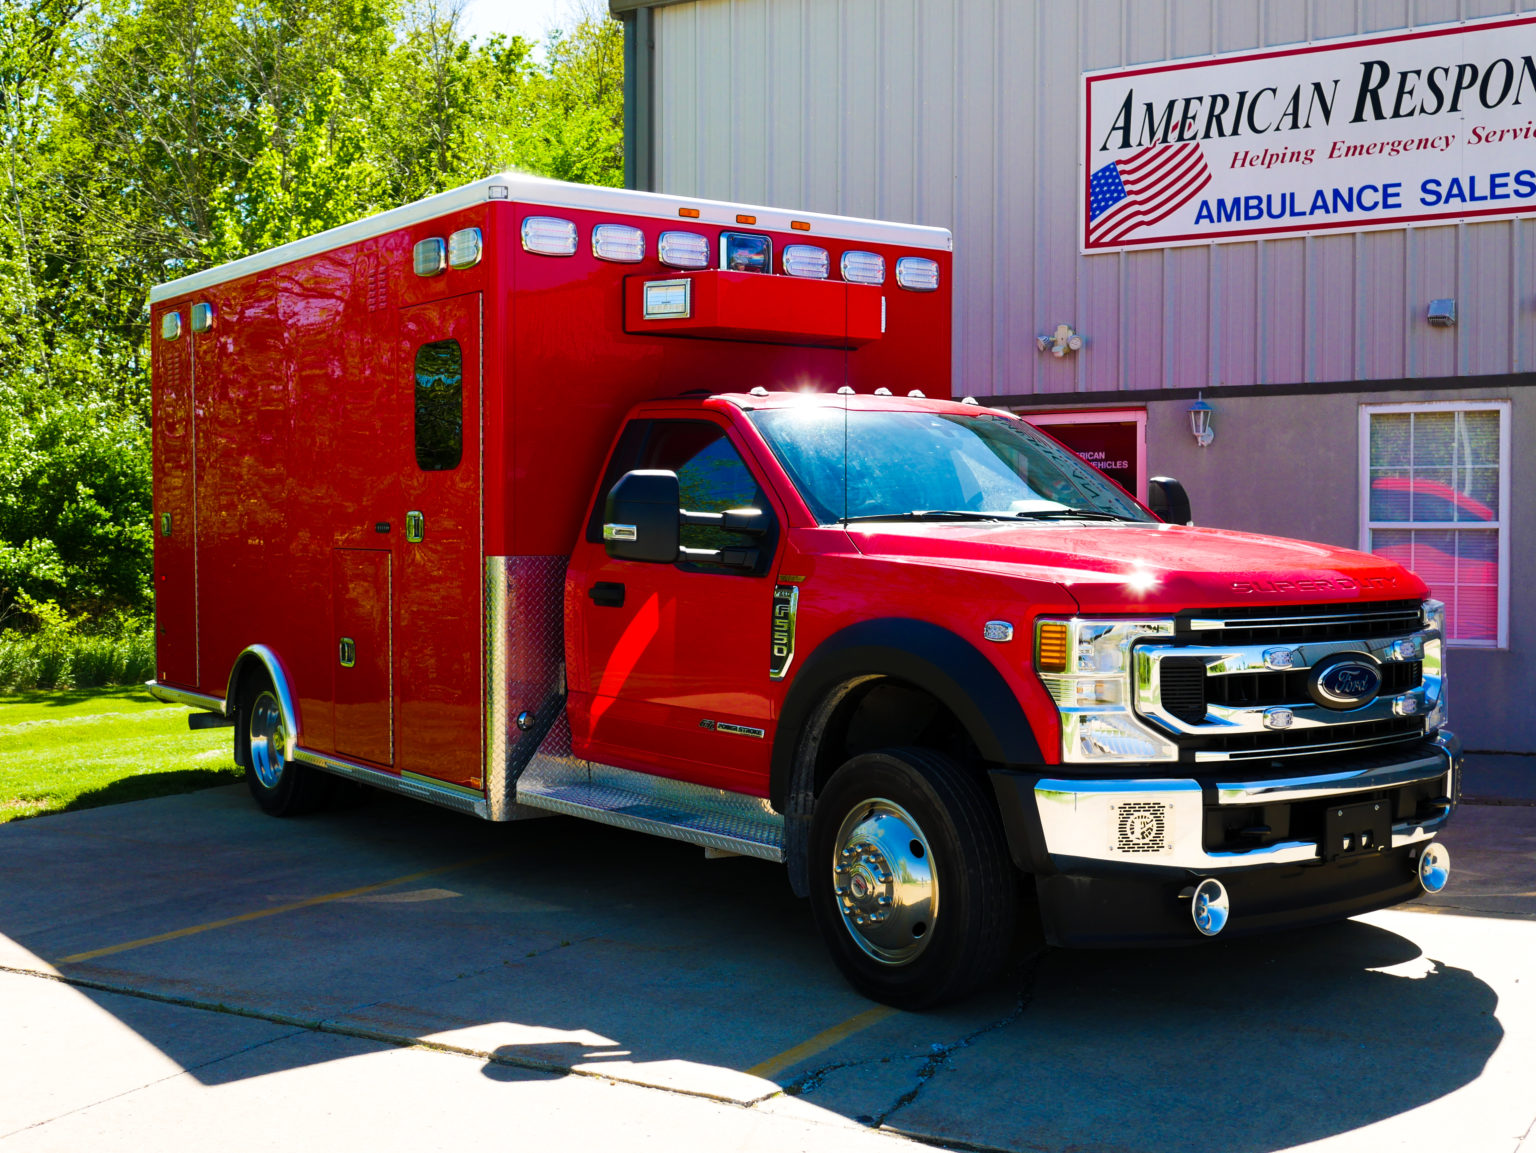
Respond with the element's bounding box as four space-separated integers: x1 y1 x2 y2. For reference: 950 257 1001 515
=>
1135 602 1440 763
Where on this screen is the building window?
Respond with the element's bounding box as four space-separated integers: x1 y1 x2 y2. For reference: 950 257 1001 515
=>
413 339 463 471
1360 401 1509 647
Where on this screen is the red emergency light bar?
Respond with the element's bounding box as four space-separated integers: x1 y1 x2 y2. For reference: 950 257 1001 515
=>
623 270 883 349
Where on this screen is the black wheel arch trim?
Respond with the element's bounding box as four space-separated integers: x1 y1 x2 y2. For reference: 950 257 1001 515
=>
771 617 1045 892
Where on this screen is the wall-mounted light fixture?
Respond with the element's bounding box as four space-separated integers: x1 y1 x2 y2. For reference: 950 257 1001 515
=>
1188 394 1214 448
1036 323 1084 358
1427 298 1456 327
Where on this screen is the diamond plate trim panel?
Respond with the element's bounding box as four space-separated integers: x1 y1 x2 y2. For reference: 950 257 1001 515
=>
484 556 569 820
518 756 785 862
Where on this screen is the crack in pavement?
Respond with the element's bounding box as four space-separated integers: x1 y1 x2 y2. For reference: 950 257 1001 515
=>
870 948 1047 1130
751 949 1049 1130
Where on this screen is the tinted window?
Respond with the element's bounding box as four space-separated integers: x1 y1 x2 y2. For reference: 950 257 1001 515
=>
585 419 775 573
414 340 462 471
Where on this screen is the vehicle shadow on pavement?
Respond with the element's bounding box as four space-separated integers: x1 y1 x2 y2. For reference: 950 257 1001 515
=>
1 786 1510 1153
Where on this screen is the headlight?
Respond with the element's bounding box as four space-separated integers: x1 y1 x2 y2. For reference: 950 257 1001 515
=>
1035 618 1178 763
1421 599 1447 729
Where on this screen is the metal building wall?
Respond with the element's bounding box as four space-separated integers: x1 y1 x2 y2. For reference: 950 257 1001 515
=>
652 0 1536 398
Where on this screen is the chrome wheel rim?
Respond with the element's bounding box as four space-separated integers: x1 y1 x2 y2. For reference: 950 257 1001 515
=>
831 797 937 966
249 691 287 789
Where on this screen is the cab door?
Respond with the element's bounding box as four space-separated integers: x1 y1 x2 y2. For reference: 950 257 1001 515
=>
393 295 482 788
569 417 782 795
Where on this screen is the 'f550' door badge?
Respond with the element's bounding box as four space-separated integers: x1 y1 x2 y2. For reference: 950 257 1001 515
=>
770 584 799 680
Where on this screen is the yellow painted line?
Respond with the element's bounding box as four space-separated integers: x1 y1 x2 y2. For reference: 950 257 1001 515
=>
55 852 506 965
746 1004 897 1080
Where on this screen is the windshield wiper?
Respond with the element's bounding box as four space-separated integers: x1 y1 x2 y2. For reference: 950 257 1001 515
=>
1010 508 1130 522
841 510 1012 523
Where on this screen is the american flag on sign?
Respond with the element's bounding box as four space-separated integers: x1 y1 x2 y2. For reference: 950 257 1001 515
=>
1087 142 1211 246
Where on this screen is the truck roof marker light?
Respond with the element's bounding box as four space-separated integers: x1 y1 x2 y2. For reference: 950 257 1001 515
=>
521 216 578 256
749 386 770 397
961 397 979 405
836 386 855 395
791 220 811 231
160 311 182 341
874 387 892 395
841 250 886 285
1036 622 1070 672
678 207 701 218
736 214 757 225
593 223 646 263
907 390 925 398
413 238 447 276
783 244 829 279
448 228 483 269
896 256 940 291
658 231 710 269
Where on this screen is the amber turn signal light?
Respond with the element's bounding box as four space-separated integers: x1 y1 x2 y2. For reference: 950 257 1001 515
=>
1035 621 1069 672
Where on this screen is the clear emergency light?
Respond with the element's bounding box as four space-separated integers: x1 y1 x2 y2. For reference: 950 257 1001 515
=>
448 228 483 269
841 250 886 285
659 231 710 269
160 312 182 340
592 224 646 263
782 244 830 279
413 238 447 276
522 216 578 256
895 256 940 291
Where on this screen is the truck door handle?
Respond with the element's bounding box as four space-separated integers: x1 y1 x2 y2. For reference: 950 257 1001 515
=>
589 582 625 608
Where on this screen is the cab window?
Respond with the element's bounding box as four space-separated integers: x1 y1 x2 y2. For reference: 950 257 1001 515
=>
586 418 776 573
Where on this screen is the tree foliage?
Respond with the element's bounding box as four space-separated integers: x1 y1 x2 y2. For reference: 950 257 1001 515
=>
0 0 624 626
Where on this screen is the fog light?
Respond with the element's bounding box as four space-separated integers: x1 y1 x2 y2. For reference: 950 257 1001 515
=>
1191 878 1229 936
1417 842 1450 893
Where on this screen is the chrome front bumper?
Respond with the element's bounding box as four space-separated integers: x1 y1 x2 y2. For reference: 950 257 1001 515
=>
1030 732 1460 873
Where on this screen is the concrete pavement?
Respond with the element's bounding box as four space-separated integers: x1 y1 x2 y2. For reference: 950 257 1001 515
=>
1 784 1533 1152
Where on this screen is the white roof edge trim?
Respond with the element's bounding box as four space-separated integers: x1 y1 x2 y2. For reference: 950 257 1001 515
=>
149 173 951 303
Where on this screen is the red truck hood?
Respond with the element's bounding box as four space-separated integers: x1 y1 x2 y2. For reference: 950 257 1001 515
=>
845 521 1426 614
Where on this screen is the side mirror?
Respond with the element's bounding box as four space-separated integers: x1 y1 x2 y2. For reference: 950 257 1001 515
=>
1148 476 1193 526
604 470 680 563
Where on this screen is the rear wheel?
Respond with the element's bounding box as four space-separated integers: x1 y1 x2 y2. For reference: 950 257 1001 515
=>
809 747 1018 1009
239 677 331 816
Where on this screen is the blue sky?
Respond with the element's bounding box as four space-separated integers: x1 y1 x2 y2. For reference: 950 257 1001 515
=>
457 0 595 48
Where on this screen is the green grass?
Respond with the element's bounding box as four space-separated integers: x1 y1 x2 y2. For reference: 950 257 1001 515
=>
0 685 242 822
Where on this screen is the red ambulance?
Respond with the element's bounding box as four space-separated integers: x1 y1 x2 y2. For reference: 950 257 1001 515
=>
150 174 1458 1007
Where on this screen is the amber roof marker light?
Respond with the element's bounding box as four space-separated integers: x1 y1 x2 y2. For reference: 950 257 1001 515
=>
678 207 701 218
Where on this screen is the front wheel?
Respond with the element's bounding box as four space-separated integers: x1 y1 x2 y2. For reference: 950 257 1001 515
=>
809 747 1018 1009
239 678 331 816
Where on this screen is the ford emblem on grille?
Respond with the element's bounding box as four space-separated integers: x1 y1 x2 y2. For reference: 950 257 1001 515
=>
1308 653 1384 710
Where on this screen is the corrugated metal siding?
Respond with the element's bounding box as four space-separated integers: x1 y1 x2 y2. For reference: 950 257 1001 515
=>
653 0 1536 396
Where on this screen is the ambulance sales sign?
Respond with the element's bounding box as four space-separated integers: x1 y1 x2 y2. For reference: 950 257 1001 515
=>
1081 13 1536 251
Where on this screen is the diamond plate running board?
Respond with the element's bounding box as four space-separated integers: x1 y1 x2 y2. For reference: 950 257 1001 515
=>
516 760 784 863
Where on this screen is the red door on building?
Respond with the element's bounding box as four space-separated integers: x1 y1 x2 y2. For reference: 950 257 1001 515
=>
393 295 483 788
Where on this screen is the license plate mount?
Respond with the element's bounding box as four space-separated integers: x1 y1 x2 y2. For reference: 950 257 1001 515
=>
1323 798 1392 861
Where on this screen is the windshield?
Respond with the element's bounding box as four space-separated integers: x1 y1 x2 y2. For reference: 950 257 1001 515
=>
749 407 1152 524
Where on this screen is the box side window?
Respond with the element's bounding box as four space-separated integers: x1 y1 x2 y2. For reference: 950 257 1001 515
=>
414 339 463 471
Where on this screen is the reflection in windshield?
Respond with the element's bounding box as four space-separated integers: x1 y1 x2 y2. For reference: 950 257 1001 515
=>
750 407 1151 525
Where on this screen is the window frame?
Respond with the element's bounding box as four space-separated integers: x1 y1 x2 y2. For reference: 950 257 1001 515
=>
1357 399 1510 649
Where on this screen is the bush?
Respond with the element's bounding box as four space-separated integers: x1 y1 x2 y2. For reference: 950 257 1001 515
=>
0 594 154 691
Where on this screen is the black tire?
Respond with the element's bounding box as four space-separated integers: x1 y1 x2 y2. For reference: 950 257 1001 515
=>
809 747 1019 1009
237 675 333 817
